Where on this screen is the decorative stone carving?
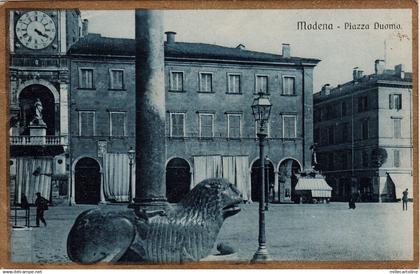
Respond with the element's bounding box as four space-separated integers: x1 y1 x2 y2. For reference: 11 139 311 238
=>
67 178 243 263
30 98 46 126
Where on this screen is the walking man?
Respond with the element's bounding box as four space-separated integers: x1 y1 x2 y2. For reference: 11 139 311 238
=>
35 192 48 227
402 188 409 211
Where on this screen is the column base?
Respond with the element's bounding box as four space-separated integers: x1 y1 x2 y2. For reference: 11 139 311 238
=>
250 245 271 263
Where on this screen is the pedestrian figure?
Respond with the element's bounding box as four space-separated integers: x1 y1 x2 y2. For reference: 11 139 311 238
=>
20 194 30 227
402 188 409 211
348 195 356 209
35 192 48 227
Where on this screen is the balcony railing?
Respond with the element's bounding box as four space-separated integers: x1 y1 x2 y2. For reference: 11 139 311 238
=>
10 136 68 146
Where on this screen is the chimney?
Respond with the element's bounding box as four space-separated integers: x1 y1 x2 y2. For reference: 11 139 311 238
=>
282 43 290 58
321 84 331 96
236 43 245 50
375 59 385 75
82 19 89 37
352 67 359 80
357 70 364 79
394 64 405 79
165 31 176 44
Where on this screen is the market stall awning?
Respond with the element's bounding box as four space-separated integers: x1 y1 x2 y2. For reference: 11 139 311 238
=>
295 177 332 198
388 173 413 199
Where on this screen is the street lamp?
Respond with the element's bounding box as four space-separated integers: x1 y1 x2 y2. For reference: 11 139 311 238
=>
265 155 269 211
251 91 272 262
127 147 135 204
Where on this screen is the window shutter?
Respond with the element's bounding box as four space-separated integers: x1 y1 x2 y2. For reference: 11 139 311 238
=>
389 94 394 109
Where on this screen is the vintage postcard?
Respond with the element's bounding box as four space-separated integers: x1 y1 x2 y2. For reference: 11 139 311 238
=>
0 0 418 270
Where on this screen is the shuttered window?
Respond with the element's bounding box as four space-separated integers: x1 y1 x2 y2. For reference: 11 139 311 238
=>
389 94 402 110
282 76 295 95
256 75 268 94
170 113 185 137
283 115 296 138
393 118 402 138
110 112 126 137
79 68 94 89
170 72 184 91
227 114 241 138
199 73 213 92
394 150 400 167
199 114 214 138
110 69 124 90
79 111 95 136
228 74 241 94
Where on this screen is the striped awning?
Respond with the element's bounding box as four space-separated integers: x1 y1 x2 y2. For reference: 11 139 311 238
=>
295 177 332 198
388 173 412 199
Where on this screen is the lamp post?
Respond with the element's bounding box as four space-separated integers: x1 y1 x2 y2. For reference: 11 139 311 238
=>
127 147 135 204
265 155 269 211
251 91 272 263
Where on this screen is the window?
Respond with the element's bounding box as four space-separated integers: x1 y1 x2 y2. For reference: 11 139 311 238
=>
199 73 213 93
79 68 94 89
199 113 214 138
78 111 95 136
362 150 369 168
389 94 402 110
255 75 268 94
342 122 349 143
393 150 400 167
358 96 368 112
341 102 347 117
110 112 126 137
328 125 335 144
227 74 241 94
110 69 124 90
255 121 270 137
393 118 402 138
283 115 296 138
361 119 369 139
170 113 185 137
227 114 241 138
170 72 183 91
282 76 295 95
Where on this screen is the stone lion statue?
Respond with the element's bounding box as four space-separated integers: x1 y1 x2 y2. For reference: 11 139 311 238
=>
67 178 243 263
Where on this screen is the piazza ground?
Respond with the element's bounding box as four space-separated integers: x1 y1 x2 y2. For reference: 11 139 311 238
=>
9 202 413 263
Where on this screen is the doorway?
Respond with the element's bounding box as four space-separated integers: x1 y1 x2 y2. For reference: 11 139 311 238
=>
166 158 191 203
75 157 101 204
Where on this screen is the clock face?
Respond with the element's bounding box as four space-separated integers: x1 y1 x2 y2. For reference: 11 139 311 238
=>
15 11 56 50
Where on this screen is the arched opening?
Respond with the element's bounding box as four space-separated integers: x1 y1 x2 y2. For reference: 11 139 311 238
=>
278 159 301 203
18 84 56 135
166 158 191 203
75 157 101 204
251 159 274 202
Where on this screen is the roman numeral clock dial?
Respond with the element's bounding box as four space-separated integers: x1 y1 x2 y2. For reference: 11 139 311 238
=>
15 11 56 50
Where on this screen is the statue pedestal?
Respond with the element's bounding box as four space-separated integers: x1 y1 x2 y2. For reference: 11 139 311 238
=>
29 124 47 145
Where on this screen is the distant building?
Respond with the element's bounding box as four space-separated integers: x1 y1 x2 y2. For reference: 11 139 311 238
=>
9 9 321 205
313 61 413 202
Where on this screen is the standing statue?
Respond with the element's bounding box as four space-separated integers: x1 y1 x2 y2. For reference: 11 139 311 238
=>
67 178 243 263
31 98 45 126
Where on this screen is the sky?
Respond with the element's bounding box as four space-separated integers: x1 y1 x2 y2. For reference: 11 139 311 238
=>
81 9 412 92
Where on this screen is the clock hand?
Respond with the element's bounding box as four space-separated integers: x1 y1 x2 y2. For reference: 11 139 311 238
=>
34 28 49 38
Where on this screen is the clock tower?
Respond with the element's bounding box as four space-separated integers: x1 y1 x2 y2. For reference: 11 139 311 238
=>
9 9 82 206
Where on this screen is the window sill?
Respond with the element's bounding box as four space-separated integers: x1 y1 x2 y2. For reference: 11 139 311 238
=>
109 136 127 139
168 89 186 93
280 94 297 97
77 87 96 90
197 91 215 94
169 136 186 140
226 92 242 95
253 92 270 95
199 137 214 140
226 137 241 140
108 88 126 91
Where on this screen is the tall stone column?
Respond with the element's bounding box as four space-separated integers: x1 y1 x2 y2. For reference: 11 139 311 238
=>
133 10 168 209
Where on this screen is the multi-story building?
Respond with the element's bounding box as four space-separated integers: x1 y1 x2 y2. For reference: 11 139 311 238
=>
9 9 321 205
313 60 413 202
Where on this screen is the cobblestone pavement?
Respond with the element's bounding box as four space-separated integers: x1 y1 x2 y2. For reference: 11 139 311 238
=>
9 202 413 264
